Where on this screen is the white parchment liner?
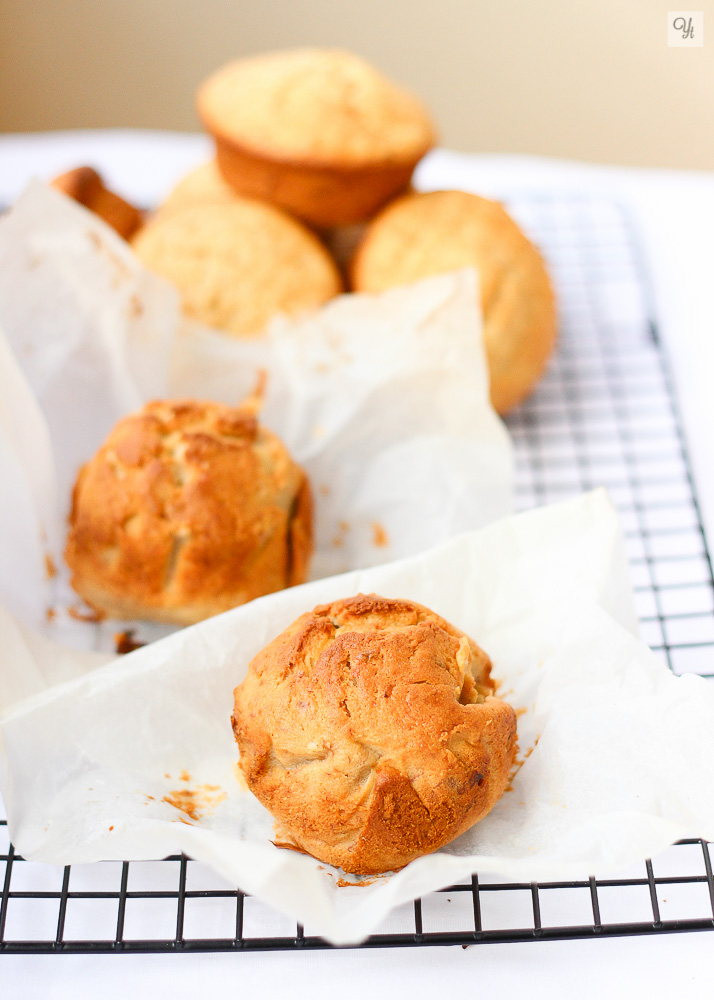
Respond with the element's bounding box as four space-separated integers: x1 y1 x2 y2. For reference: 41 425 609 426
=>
2 490 714 945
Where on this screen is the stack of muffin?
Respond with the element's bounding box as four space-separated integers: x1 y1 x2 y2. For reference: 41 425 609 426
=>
131 48 556 416
60 47 558 629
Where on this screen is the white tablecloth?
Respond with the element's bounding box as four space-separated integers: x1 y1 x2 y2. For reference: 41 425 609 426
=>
1 131 713 998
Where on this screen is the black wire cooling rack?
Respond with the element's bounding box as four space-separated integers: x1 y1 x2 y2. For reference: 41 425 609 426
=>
1 193 713 954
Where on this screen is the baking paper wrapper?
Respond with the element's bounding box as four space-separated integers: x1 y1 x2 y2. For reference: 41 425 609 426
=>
0 181 512 654
2 490 714 945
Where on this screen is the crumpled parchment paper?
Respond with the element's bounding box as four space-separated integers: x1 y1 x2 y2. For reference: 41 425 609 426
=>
2 490 714 945
0 182 512 655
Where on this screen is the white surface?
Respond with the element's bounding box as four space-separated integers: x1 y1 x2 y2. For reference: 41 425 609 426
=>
1 130 713 994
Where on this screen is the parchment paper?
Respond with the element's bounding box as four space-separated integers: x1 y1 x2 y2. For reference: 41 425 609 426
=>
0 182 511 655
2 490 714 945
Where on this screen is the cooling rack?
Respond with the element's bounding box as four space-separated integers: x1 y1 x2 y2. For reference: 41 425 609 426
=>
1 193 713 953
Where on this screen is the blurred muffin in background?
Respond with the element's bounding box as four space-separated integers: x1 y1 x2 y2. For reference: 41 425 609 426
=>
65 398 313 626
51 166 143 240
156 160 240 217
351 190 557 413
132 198 342 336
197 48 436 228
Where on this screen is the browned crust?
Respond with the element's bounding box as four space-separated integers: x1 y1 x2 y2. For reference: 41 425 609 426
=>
51 166 143 241
211 134 421 228
232 594 517 874
65 399 313 625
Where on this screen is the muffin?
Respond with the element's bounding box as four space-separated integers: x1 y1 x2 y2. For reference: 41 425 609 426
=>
351 190 557 413
232 594 517 874
197 49 436 228
65 399 312 626
132 199 342 336
156 160 241 217
51 166 143 240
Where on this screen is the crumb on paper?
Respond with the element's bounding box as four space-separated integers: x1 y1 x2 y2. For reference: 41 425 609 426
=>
46 607 56 622
86 229 131 288
332 519 351 549
108 825 114 832
68 603 105 623
371 522 389 548
128 294 143 318
335 873 388 888
44 553 57 579
506 738 538 791
162 783 227 824
114 630 145 655
240 369 268 417
179 770 190 782
515 706 527 717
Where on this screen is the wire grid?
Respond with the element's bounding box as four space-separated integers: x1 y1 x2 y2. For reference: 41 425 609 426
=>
1 194 713 954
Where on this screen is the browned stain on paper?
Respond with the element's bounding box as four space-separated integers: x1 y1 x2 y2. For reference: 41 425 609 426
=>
371 522 389 548
44 553 57 579
162 781 227 824
332 519 351 548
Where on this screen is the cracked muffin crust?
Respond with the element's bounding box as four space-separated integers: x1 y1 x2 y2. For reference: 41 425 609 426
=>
351 190 557 414
197 49 436 227
65 399 312 626
232 594 517 874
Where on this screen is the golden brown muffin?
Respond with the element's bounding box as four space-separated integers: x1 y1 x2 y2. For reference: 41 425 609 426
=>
232 594 517 874
156 161 241 217
197 49 436 227
351 190 557 414
131 199 342 336
65 399 312 626
51 166 143 240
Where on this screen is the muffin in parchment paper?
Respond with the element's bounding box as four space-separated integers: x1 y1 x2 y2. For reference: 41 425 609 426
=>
65 399 312 626
232 594 517 875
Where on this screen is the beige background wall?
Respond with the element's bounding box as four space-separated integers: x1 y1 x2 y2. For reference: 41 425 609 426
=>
1 0 712 170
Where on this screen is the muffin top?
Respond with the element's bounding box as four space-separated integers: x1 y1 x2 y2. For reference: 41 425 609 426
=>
156 161 240 217
132 199 342 336
65 399 312 625
197 48 436 167
233 594 517 874
351 190 557 413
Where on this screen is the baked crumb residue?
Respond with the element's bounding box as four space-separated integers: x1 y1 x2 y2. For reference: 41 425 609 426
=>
506 737 538 791
46 607 56 622
162 779 227 824
114 630 145 655
331 519 350 548
44 553 57 579
371 522 389 547
335 873 391 888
